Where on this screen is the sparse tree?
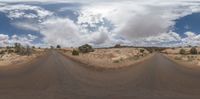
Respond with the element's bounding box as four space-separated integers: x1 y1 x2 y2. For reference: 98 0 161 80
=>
26 45 32 56
57 45 61 49
14 43 33 56
14 43 22 53
190 47 198 55
78 44 94 53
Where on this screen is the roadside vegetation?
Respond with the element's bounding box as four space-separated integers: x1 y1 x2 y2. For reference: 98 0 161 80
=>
0 43 45 66
162 46 200 66
60 44 153 69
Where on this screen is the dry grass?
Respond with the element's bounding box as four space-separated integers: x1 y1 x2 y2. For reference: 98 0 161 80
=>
0 48 45 66
163 47 200 67
61 48 152 69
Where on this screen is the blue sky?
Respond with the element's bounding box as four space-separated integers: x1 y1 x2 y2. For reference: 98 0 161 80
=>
174 13 200 37
0 0 200 47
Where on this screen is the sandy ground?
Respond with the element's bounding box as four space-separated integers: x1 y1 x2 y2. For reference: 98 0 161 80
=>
60 48 153 69
162 47 200 54
165 54 200 68
163 47 200 69
0 48 45 66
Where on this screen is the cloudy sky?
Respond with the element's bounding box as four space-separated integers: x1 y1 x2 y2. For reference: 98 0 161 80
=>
0 0 200 47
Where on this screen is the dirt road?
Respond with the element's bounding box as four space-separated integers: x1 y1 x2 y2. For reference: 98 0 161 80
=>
1 51 200 99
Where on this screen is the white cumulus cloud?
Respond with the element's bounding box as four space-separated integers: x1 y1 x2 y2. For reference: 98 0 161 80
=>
0 4 53 20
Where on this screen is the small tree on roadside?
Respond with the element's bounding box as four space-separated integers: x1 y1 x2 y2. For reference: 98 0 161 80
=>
14 43 22 53
78 44 94 53
72 49 79 56
26 45 32 56
14 43 33 56
180 49 186 55
57 45 61 49
190 47 198 55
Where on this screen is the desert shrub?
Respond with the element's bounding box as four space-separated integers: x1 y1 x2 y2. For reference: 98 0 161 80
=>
179 49 186 55
174 56 181 60
114 44 121 48
18 46 29 55
130 56 139 60
72 50 79 56
14 43 22 53
140 49 145 53
113 60 120 63
7 49 14 54
0 50 5 55
25 45 32 56
145 48 153 53
14 43 32 56
6 46 14 54
190 47 198 55
114 50 120 53
187 57 193 61
78 44 94 53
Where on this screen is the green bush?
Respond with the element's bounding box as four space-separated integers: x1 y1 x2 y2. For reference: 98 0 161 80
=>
78 44 94 53
72 50 79 56
140 49 145 53
190 47 198 55
179 49 186 55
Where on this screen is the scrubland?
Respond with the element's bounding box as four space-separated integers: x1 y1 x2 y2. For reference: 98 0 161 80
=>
0 48 45 66
61 47 152 69
162 47 200 68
